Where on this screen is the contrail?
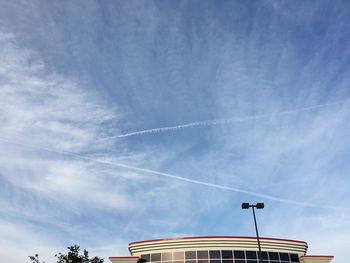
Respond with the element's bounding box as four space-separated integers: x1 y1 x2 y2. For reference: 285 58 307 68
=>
102 99 350 139
0 137 322 208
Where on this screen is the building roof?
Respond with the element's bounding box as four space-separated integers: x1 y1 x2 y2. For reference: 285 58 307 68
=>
128 235 308 255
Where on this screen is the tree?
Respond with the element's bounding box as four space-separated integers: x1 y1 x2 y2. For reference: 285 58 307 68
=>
29 245 104 263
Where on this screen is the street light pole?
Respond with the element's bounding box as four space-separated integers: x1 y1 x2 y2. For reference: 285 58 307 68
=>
251 205 263 263
242 202 264 263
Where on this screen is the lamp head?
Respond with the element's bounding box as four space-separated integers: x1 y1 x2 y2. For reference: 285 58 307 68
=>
241 203 250 209
256 203 264 209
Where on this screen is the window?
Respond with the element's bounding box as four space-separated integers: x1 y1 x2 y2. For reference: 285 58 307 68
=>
209 251 221 259
279 253 289 261
185 251 196 260
162 253 172 261
233 251 245 259
261 252 268 260
197 251 209 259
222 251 233 259
246 251 257 259
146 250 300 263
151 253 161 262
268 252 279 261
174 252 184 260
290 254 300 262
141 254 150 262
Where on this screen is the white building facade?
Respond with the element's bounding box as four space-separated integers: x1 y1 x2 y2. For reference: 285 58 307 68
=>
110 236 333 263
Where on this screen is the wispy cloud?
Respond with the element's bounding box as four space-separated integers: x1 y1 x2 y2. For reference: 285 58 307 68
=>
0 136 320 208
102 99 350 139
1 1 350 263
0 31 136 262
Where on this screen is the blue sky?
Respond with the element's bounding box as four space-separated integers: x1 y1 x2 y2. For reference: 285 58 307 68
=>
0 1 350 262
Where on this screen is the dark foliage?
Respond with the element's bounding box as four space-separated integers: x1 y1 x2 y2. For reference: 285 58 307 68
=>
137 259 146 263
29 245 104 263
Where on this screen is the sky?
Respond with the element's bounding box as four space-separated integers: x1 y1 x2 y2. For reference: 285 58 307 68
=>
0 1 350 262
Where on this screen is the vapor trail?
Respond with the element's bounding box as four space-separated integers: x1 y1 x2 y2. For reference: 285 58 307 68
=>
103 99 350 139
0 137 321 207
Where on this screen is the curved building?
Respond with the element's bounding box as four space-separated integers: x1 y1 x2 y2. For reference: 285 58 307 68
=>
109 236 333 263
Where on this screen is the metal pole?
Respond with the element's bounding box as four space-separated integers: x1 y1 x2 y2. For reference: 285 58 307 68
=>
252 206 263 263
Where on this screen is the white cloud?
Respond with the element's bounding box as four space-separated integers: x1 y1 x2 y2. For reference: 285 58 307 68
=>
0 214 79 262
0 31 141 262
1 3 350 262
261 209 349 263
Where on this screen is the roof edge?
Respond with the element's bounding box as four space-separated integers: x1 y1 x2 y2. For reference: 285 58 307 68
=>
109 256 139 259
300 255 334 258
129 236 307 246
